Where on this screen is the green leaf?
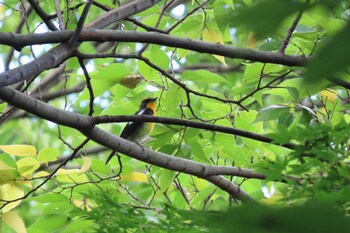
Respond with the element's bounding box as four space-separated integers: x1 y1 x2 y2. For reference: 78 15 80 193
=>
182 70 230 85
137 57 158 80
214 1 234 33
91 159 112 175
158 169 176 192
254 105 290 123
78 63 132 100
150 46 169 70
91 63 131 83
30 193 68 203
267 78 329 101
305 22 350 82
211 203 350 233
28 214 68 233
191 141 210 163
64 219 96 233
38 147 59 164
244 63 284 82
240 179 264 199
16 157 40 178
163 85 185 115
235 111 263 133
0 102 7 112
42 201 75 215
233 0 304 38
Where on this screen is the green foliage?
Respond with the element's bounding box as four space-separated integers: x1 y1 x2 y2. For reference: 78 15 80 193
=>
233 0 304 38
81 189 211 233
287 123 350 204
211 203 350 233
305 22 350 82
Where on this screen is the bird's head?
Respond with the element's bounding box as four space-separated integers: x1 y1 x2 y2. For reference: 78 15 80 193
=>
140 97 157 111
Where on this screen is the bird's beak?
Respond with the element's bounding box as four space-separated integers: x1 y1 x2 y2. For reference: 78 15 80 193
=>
152 97 158 102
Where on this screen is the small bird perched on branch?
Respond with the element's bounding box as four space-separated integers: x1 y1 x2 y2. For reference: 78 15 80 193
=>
105 97 158 164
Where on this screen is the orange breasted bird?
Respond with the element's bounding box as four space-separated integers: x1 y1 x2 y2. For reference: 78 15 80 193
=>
105 97 157 164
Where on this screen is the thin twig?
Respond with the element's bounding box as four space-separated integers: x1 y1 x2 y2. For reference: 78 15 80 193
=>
278 5 305 53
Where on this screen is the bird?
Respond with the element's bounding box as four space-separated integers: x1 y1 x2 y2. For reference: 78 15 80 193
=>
105 97 158 164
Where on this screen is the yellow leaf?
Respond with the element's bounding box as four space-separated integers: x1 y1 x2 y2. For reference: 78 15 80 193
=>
56 156 91 176
57 168 80 175
0 181 24 213
56 173 88 183
2 211 27 233
16 157 40 178
0 145 36 156
0 160 15 171
16 180 32 189
247 31 256 49
120 172 148 183
79 156 92 173
203 27 226 66
72 198 95 211
0 171 16 185
56 164 89 183
33 171 50 178
320 89 337 102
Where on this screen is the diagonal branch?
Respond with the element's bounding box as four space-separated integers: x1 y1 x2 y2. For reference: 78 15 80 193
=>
68 0 93 45
0 0 162 87
0 86 260 202
27 0 58 31
85 0 161 29
278 10 304 54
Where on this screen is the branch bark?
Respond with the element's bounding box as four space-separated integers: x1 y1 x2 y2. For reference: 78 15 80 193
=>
93 115 296 150
0 0 161 87
0 30 307 69
0 86 261 202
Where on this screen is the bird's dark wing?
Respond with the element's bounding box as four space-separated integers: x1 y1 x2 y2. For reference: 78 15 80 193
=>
120 108 154 139
105 108 154 165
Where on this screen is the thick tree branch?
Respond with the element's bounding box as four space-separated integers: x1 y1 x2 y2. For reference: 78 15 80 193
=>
81 126 256 202
0 86 261 202
0 87 92 129
0 30 307 68
330 77 350 90
0 43 74 87
0 0 162 87
85 0 161 29
206 176 254 203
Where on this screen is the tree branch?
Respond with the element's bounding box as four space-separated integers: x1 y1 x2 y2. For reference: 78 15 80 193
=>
0 0 162 87
93 115 296 150
0 86 263 202
85 0 161 29
278 10 304 54
0 30 307 67
27 0 58 31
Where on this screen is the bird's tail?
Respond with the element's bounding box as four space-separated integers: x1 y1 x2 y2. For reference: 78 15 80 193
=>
105 150 117 164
